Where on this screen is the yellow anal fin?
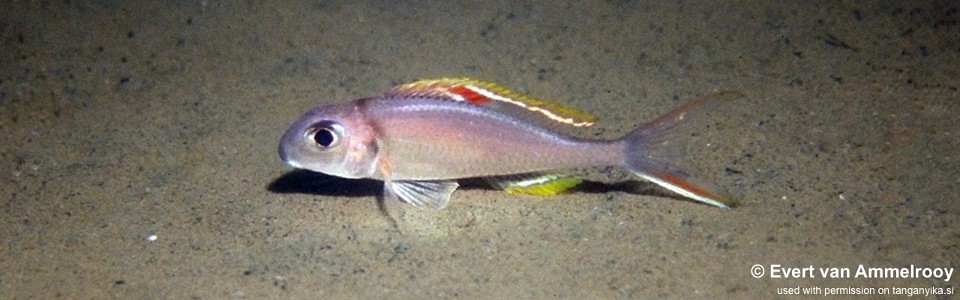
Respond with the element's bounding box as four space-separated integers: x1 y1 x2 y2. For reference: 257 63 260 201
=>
487 173 583 196
390 78 598 127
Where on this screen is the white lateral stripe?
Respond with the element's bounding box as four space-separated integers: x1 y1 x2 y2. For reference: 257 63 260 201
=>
465 85 594 127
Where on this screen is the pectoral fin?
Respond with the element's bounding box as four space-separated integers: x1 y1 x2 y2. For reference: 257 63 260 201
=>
384 180 459 209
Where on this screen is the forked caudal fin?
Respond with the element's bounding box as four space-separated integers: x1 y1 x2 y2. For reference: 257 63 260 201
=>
621 91 743 209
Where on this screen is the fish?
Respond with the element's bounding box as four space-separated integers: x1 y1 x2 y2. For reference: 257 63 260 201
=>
279 78 737 209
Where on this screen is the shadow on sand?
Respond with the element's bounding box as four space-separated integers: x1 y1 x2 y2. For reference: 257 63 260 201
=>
268 169 698 205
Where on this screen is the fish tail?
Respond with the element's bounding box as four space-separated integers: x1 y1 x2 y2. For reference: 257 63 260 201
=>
620 91 742 209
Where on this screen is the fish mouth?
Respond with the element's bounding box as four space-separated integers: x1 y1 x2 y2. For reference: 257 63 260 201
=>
278 141 302 169
279 150 303 169
284 159 303 169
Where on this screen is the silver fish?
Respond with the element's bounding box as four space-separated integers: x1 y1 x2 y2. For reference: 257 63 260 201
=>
279 78 736 209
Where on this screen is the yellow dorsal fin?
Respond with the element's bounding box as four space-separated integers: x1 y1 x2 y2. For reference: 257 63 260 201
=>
389 78 597 127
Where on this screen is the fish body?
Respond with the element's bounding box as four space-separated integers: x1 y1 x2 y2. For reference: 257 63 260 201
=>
279 78 734 209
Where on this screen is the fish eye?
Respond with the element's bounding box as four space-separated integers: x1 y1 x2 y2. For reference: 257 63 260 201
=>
305 121 343 149
313 128 336 147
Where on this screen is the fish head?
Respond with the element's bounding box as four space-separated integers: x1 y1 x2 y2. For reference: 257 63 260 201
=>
278 102 379 179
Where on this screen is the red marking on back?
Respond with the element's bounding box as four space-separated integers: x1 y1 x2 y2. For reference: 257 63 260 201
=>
449 86 490 105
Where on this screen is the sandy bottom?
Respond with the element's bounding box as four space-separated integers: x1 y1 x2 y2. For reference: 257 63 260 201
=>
1 1 957 298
